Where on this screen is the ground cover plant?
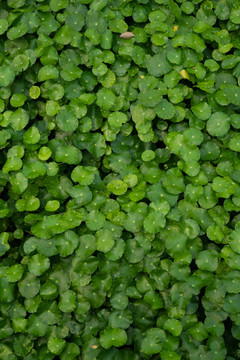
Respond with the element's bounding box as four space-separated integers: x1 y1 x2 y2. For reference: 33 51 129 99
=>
1 0 240 359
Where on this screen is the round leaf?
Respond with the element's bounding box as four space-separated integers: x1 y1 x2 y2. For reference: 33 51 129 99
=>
48 337 66 355
0 65 15 87
195 250 218 272
18 273 40 298
56 108 78 132
29 86 41 99
147 54 171 77
6 265 24 283
28 254 50 276
206 112 230 137
100 328 127 349
163 319 182 336
155 99 175 119
58 290 76 313
107 179 128 195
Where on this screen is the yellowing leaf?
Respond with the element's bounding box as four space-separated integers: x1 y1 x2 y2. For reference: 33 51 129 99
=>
179 69 190 80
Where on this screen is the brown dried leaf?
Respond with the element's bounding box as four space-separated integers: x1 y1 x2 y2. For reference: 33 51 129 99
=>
120 31 134 39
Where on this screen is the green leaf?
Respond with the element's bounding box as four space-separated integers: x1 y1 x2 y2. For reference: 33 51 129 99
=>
69 184 92 206
56 108 78 132
48 337 66 355
109 18 128 33
71 166 97 185
18 273 40 298
40 280 58 300
185 33 206 53
230 7 240 24
100 328 127 349
10 172 28 194
28 314 48 337
162 168 185 195
147 54 171 77
108 112 128 129
60 63 83 81
196 250 218 272
12 54 29 72
144 291 163 310
22 161 46 179
0 65 15 87
141 328 166 355
46 100 60 116
0 277 15 302
141 150 155 162
188 322 208 341
110 292 128 310
163 319 182 336
96 88 116 110
212 176 237 198
86 210 105 231
183 128 203 146
229 229 240 254
6 264 24 282
206 112 230 137
155 99 175 119
229 134 240 152
167 47 182 65
51 142 82 165
59 290 76 313
60 343 80 360
164 232 187 254
28 254 50 276
55 230 79 257
191 102 211 120
10 93 27 107
29 86 41 99
149 200 170 215
23 126 40 144
0 200 10 218
139 89 163 107
45 200 60 212
107 179 128 195
0 19 8 35
109 309 133 329
16 195 40 212
12 318 27 333
223 294 240 314
2 156 22 174
96 228 114 253
50 0 68 12
9 108 29 131
0 232 10 256
38 65 59 81
143 212 166 234
13 335 33 357
169 0 182 19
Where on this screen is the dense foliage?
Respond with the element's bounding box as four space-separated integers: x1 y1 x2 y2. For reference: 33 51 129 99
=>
1 0 240 359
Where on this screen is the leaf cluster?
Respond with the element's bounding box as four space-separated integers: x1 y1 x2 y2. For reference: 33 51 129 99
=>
1 0 240 359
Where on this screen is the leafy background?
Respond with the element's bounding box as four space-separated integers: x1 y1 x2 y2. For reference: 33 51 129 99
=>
1 0 240 359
